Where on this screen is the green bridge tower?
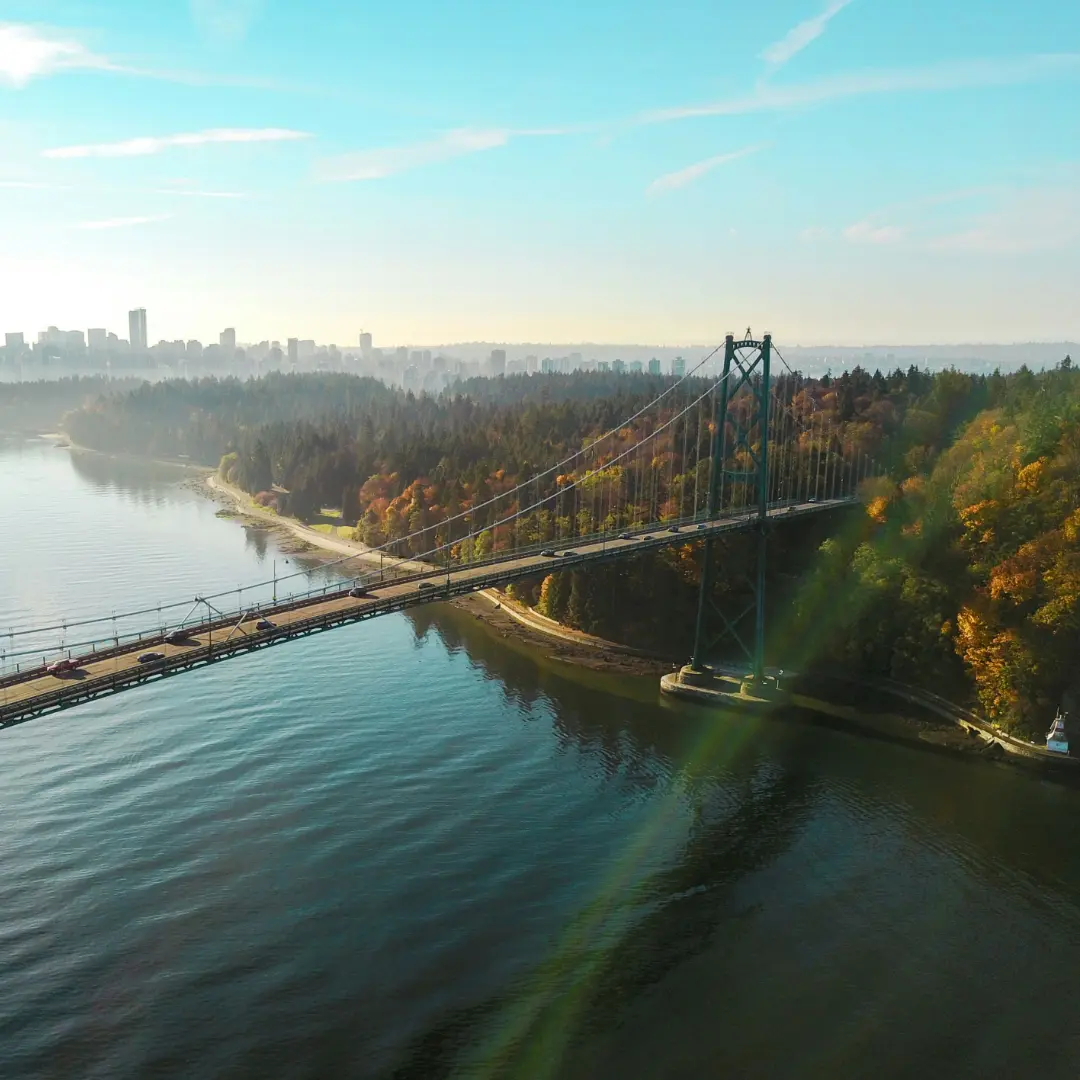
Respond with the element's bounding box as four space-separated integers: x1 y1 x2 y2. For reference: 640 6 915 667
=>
688 331 772 684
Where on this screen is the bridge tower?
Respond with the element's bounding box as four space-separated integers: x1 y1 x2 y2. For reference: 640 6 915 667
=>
688 331 772 683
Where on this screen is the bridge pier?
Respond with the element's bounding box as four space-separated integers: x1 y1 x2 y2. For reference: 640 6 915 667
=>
662 664 790 711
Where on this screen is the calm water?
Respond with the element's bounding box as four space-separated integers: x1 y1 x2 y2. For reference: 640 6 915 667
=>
2 437 1080 1078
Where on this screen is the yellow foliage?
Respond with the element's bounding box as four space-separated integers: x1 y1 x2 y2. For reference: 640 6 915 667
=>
1064 508 1080 544
1015 457 1047 493
866 496 889 523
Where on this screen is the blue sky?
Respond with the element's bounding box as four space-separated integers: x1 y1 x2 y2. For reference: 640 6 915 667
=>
1 0 1078 347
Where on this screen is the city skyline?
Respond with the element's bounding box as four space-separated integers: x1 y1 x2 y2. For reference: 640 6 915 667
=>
1 1 1078 344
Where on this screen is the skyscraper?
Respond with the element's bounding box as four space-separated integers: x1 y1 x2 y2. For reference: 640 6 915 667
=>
128 308 147 352
648 357 661 376
287 338 298 365
220 328 237 352
88 328 107 351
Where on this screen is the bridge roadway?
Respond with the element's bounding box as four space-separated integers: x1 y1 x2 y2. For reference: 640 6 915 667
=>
0 499 850 729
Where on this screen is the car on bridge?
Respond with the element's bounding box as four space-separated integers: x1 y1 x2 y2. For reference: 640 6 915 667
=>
641 534 653 540
165 629 192 645
46 658 79 675
618 532 632 540
561 550 577 557
348 587 370 598
138 651 166 664
668 525 680 533
540 549 556 557
256 619 276 631
418 581 436 591
696 523 708 530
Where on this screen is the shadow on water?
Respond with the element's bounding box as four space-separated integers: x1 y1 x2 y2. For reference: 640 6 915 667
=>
385 765 819 1079
391 605 824 1079
67 447 195 500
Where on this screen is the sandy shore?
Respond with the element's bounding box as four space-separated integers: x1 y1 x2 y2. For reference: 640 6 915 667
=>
190 471 1063 762
193 473 667 676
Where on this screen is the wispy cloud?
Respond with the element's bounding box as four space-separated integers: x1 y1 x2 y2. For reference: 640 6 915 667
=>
74 214 171 231
1 178 247 198
152 187 247 198
927 187 1080 254
0 21 312 92
840 184 1080 254
843 220 905 244
643 52 1080 123
647 143 767 195
190 0 263 44
43 127 310 159
316 128 519 182
762 0 854 69
0 22 120 88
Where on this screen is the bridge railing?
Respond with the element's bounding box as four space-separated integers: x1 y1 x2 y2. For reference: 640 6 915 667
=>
0 496 858 693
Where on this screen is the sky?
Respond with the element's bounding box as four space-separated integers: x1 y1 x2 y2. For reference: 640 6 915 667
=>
1 0 1078 348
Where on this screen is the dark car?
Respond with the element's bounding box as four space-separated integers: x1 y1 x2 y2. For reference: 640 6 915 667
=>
418 581 436 590
618 532 632 540
668 525 680 533
165 629 190 645
641 534 653 541
349 587 369 598
256 619 275 631
138 651 166 664
561 550 577 557
697 523 708 530
540 549 556 557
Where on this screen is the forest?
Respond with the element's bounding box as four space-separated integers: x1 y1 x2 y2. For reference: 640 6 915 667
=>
55 360 1080 735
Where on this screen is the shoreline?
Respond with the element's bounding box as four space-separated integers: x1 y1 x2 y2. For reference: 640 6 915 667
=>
190 457 1068 770
197 471 666 676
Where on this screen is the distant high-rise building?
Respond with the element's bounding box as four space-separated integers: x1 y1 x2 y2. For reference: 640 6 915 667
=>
299 339 316 360
287 338 299 365
525 354 538 374
629 360 643 374
5 331 25 352
612 359 626 375
186 340 203 360
88 328 107 351
541 357 553 374
220 328 237 352
671 356 686 378
359 331 373 356
128 308 147 352
488 348 506 377
648 357 661 376
395 346 408 364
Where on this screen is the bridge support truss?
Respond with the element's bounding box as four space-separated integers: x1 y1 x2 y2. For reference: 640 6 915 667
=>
689 332 771 682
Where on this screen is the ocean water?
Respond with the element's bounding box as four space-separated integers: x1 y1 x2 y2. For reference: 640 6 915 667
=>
2 437 1080 1079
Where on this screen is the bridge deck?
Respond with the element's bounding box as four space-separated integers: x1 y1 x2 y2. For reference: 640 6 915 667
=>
0 500 849 729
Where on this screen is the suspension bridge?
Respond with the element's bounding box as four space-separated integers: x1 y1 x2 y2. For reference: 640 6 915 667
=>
1 334 877 730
